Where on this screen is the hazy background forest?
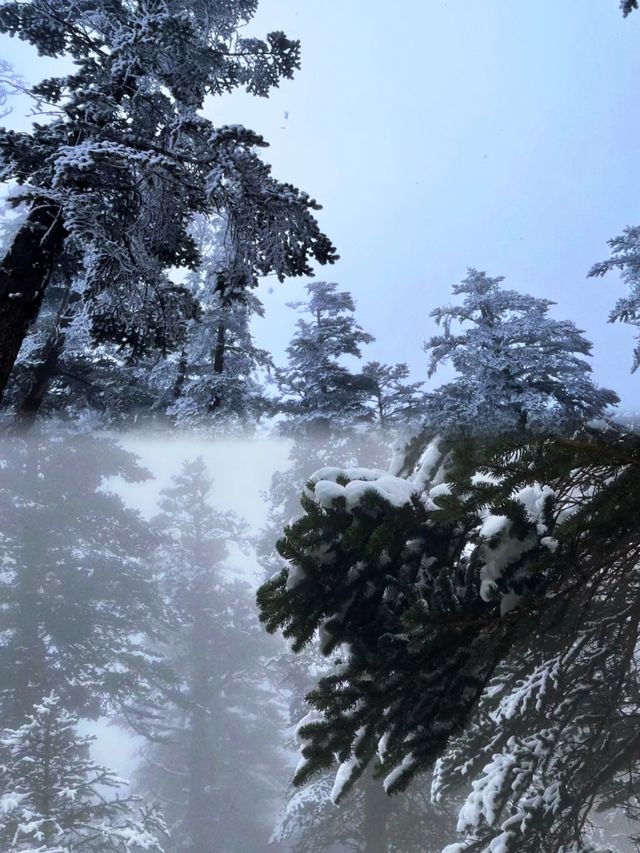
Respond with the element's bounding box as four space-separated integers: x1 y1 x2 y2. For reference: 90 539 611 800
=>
1 2 640 852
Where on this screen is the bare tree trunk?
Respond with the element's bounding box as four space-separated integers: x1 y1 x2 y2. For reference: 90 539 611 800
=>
208 322 225 413
0 201 66 403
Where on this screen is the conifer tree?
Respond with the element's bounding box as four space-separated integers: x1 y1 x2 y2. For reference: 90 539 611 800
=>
158 290 270 430
430 427 640 853
272 768 452 853
270 645 454 853
277 281 375 439
0 433 169 728
0 694 165 852
1 262 106 428
258 422 638 816
137 458 286 853
424 269 618 435
259 278 385 595
3 213 272 429
589 225 640 372
258 437 551 799
362 361 427 435
267 279 402 551
259 287 431 851
258 423 640 852
154 217 272 430
0 0 337 401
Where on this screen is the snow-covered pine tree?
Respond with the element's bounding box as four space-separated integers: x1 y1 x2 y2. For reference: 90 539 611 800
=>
0 694 165 852
361 361 427 435
277 281 375 440
589 225 640 373
621 0 638 15
0 0 337 401
159 290 270 430
4 216 273 429
0 433 170 728
0 257 115 429
272 766 453 853
257 422 640 820
258 437 536 799
258 279 385 591
269 642 455 853
261 355 426 584
259 289 433 850
265 279 399 549
432 426 640 853
136 458 286 853
9 281 90 428
424 268 618 435
433 595 640 852
154 217 272 431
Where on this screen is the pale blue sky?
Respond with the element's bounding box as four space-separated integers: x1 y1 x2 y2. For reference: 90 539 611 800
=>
216 0 640 410
2 1 640 409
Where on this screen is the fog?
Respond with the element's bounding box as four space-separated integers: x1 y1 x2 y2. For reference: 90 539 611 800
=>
1 426 638 852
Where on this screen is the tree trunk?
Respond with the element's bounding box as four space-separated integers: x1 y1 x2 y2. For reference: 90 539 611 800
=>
515 402 528 431
172 348 189 401
208 321 225 412
186 506 217 853
377 392 386 431
16 288 80 430
16 337 64 428
363 773 390 853
0 201 66 403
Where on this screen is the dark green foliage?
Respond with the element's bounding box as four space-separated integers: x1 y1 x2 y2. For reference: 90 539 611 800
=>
432 430 640 852
258 423 640 842
257 446 562 801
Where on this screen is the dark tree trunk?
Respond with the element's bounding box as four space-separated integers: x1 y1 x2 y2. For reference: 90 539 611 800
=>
208 322 225 413
172 348 189 401
363 773 390 853
16 289 80 430
377 392 387 431
515 402 528 431
16 336 64 429
213 323 225 375
0 201 66 403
